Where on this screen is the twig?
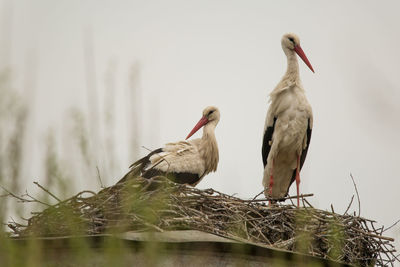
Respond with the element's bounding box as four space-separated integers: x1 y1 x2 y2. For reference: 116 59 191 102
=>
243 193 314 202
22 191 51 207
303 198 314 208
384 219 400 233
353 228 395 242
350 173 361 217
344 195 354 215
288 195 295 206
33 181 61 202
0 185 33 203
96 166 104 188
251 189 265 201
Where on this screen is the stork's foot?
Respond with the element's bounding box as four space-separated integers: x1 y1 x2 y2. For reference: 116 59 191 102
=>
264 189 275 206
265 192 277 207
269 200 278 206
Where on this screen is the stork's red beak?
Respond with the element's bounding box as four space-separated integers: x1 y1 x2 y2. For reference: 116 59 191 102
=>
294 45 314 73
186 116 209 140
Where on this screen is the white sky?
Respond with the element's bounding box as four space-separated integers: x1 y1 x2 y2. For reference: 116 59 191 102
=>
1 0 400 260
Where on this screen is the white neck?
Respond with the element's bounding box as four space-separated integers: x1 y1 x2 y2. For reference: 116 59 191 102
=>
199 121 219 175
270 49 302 98
282 48 300 82
202 121 217 139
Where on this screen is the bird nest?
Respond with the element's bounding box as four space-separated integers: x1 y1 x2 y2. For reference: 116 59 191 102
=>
6 176 398 266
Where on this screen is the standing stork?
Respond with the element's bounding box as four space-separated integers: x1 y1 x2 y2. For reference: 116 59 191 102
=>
118 106 220 186
262 33 314 207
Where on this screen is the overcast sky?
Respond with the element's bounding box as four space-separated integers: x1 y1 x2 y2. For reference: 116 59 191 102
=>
1 0 400 258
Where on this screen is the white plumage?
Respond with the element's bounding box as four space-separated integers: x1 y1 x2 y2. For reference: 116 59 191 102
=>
262 33 314 206
119 106 220 186
144 141 206 178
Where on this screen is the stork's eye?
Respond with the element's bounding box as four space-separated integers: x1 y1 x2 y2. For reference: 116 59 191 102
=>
288 37 295 44
208 110 214 116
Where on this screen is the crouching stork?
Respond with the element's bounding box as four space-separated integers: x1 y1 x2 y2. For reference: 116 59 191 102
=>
119 106 220 186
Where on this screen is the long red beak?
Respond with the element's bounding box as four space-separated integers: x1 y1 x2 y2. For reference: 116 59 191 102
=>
294 45 314 73
186 116 209 140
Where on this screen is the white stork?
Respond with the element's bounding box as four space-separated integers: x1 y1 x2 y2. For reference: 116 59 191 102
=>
262 33 314 207
119 106 220 186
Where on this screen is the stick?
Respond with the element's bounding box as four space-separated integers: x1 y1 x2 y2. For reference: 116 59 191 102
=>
344 195 354 215
33 181 61 202
350 173 361 217
303 198 314 208
21 190 51 207
96 166 104 188
0 185 32 203
384 219 400 233
251 189 265 201
243 193 314 202
353 228 395 242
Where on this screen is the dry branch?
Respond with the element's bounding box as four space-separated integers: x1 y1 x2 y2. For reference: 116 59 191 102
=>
33 181 61 202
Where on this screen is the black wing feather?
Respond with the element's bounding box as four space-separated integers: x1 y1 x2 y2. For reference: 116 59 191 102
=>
143 169 200 185
117 148 163 184
129 148 163 169
118 147 201 186
262 117 277 167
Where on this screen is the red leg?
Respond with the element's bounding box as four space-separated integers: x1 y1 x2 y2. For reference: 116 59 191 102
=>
269 160 274 205
296 155 301 208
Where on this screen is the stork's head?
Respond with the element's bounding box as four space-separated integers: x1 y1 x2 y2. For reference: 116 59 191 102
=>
186 106 220 140
281 33 314 73
202 106 220 124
